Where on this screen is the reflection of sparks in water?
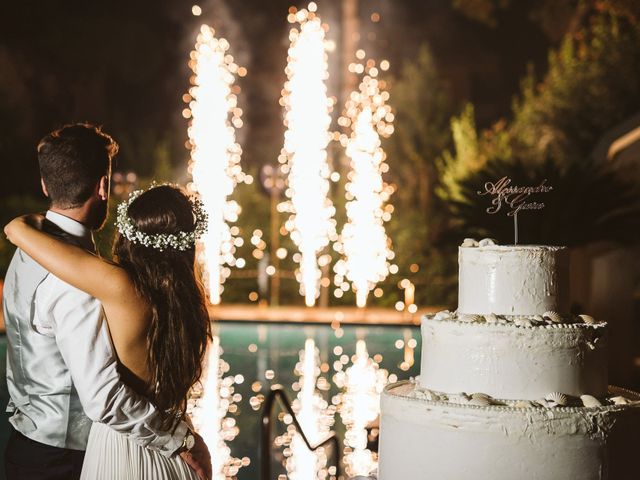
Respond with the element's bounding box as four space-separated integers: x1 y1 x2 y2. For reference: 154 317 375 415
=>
187 25 247 304
334 340 388 477
189 336 248 479
280 3 336 307
402 330 416 371
334 57 395 307
277 338 336 479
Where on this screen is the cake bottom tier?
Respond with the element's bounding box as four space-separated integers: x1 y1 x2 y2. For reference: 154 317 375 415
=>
378 381 640 480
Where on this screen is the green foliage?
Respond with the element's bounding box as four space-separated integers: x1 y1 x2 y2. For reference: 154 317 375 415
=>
0 195 48 277
441 11 640 249
437 104 511 202
451 0 640 35
217 172 328 307
451 0 511 27
384 45 460 306
510 14 640 165
386 46 455 204
151 140 174 183
94 201 119 260
438 106 478 203
447 157 640 246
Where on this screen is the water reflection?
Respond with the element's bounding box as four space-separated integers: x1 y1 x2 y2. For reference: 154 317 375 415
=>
278 339 335 479
335 340 387 477
191 322 420 479
189 336 248 478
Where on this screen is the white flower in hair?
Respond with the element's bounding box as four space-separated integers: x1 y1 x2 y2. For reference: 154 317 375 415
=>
115 182 208 252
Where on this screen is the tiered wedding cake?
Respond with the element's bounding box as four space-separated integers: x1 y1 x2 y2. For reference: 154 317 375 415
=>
378 239 640 480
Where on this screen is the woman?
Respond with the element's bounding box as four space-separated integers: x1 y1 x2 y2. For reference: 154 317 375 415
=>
4 184 211 479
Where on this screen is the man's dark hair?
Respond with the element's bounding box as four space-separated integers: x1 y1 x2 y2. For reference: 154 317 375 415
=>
38 123 119 208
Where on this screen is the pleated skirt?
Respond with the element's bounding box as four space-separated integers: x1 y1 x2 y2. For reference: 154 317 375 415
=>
80 422 199 480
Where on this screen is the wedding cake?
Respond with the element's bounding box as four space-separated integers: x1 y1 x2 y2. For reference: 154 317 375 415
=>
378 239 640 480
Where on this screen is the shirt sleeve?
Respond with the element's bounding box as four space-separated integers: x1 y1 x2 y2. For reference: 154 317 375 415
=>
46 278 188 457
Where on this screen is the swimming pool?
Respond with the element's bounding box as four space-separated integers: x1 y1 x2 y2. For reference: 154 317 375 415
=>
0 319 421 479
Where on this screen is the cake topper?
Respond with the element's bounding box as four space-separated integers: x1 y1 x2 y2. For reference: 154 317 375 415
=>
477 176 552 245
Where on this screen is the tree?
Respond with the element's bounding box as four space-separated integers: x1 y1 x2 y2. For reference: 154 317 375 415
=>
451 0 640 35
509 13 640 166
437 103 511 203
439 11 640 247
447 157 640 246
0 196 48 277
384 45 460 306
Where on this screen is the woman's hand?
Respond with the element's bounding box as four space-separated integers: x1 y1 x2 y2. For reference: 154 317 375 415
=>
4 214 45 244
180 432 212 480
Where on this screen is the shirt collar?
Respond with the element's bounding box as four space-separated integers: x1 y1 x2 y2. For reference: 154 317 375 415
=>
45 210 95 250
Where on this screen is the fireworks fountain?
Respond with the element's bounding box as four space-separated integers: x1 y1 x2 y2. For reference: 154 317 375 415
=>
278 338 335 479
185 24 250 479
280 3 336 307
334 57 395 307
189 336 248 479
334 340 388 477
186 24 247 305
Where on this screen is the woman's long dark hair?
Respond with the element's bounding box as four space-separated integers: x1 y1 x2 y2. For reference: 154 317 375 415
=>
114 185 211 425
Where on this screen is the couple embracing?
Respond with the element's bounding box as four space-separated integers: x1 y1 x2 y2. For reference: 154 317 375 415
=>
3 123 214 479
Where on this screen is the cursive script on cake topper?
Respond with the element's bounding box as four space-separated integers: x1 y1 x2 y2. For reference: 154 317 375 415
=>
477 176 553 244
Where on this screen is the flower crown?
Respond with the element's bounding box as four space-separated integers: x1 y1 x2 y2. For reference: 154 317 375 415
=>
115 183 208 252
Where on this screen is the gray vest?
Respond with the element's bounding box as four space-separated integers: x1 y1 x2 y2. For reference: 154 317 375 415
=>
4 245 92 450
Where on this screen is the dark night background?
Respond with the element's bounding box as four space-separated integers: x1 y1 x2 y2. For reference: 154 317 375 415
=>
0 0 553 198
1 1 640 478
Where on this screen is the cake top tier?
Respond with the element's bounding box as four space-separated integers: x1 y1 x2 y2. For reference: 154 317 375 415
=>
458 239 569 316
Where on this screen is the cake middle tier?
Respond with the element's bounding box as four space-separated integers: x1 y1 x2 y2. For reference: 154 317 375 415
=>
419 314 608 400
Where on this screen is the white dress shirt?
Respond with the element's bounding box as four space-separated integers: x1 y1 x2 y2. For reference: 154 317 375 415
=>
4 210 187 455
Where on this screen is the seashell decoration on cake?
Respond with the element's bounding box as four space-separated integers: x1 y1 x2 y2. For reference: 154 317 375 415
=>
427 309 607 329
529 315 547 326
408 379 636 411
578 314 597 325
461 238 479 247
452 392 471 403
580 395 602 408
459 313 484 323
513 317 533 327
535 398 549 407
543 311 564 324
544 392 569 407
382 240 640 480
469 396 493 406
477 238 496 247
433 310 453 321
471 392 491 401
469 392 494 406
484 313 499 324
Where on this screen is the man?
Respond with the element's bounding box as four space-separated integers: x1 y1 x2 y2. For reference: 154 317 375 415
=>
3 123 211 479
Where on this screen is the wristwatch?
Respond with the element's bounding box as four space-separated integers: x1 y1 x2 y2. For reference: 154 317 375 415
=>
181 428 196 452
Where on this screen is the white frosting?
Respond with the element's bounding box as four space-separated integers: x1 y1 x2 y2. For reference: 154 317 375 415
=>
458 244 570 315
377 241 638 479
419 317 608 399
379 381 640 480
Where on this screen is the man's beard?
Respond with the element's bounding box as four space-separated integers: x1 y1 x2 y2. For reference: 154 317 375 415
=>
87 198 109 231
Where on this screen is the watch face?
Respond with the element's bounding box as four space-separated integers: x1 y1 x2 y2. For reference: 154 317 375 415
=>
186 433 196 450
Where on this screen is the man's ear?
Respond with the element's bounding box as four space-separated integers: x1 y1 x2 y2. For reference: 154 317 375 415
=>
97 175 109 201
41 178 49 198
